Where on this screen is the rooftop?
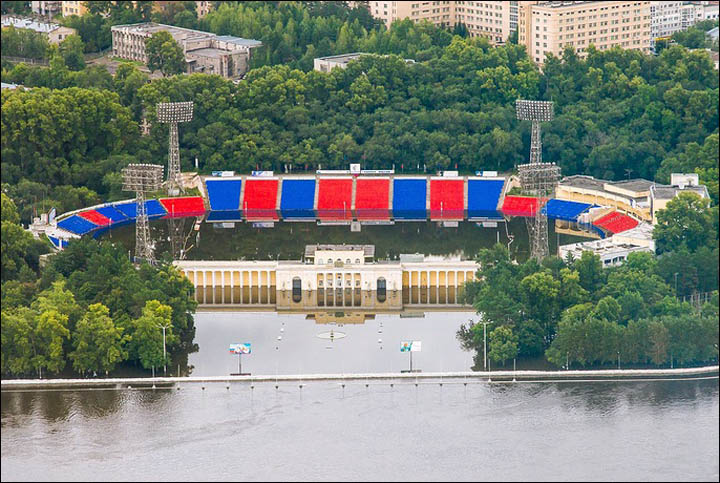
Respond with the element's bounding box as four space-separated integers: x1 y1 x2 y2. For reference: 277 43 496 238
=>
535 1 608 9
651 184 709 200
560 238 653 261
607 179 655 193
612 222 654 242
315 52 371 64
215 35 262 48
305 244 375 258
560 175 606 190
1 15 63 33
111 23 261 47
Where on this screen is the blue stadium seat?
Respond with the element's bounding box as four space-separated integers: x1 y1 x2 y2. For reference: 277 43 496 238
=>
56 215 98 235
393 178 427 220
280 179 316 219
206 179 242 211
467 179 504 219
542 199 592 221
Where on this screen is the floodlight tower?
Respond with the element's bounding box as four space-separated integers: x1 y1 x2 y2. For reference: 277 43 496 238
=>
122 164 163 264
156 101 194 196
516 100 560 261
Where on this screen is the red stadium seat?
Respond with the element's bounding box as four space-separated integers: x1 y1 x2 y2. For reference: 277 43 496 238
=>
355 178 390 220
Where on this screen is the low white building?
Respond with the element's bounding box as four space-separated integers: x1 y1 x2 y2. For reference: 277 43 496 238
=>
559 237 654 268
1 15 76 44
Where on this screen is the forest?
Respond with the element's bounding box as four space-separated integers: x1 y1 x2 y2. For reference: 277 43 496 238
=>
1 193 197 377
1 2 718 375
2 29 718 223
458 192 719 369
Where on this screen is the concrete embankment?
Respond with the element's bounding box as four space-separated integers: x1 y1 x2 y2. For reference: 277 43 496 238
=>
1 366 717 391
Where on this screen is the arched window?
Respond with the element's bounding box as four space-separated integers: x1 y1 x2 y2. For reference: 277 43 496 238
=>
355 259 360 264
292 277 302 303
377 277 387 302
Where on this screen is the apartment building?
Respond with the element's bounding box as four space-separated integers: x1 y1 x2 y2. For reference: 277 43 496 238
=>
369 1 518 43
111 22 261 79
649 1 719 49
519 1 651 66
455 1 519 44
370 1 455 28
31 1 62 18
650 1 684 43
61 1 87 17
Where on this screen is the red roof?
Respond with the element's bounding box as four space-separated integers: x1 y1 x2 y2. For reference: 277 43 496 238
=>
501 196 541 217
243 179 279 220
593 211 639 234
78 210 111 226
317 178 353 220
429 179 464 219
355 178 390 220
159 197 206 217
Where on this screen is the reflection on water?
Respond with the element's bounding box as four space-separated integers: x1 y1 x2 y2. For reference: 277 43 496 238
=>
97 219 595 262
190 287 462 307
187 311 476 377
2 380 717 481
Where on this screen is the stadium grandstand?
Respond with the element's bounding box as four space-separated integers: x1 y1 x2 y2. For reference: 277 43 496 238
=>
41 172 662 253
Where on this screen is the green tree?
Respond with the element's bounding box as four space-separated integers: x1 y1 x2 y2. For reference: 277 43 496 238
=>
59 34 86 71
32 309 70 376
130 300 176 371
69 303 129 375
573 251 605 293
145 31 186 77
1 307 35 375
32 280 82 329
488 325 518 366
1 193 48 282
653 192 716 254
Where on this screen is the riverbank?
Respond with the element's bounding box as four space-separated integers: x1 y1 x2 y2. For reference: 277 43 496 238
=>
2 365 717 391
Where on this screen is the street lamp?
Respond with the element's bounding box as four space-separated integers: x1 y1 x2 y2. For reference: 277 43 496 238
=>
674 272 679 298
478 313 492 372
156 321 172 375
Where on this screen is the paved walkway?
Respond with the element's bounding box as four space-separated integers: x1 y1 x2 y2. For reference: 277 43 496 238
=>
2 366 717 391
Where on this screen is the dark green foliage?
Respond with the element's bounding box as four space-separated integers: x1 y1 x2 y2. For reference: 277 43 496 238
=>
460 245 719 368
1 26 50 59
145 31 186 77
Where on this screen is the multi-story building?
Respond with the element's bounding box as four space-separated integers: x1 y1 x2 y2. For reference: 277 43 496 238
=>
1 15 76 43
61 1 86 17
111 22 261 79
519 1 651 66
369 1 519 44
650 1 683 45
370 1 456 28
31 1 62 18
454 1 519 44
650 1 720 49
195 1 213 18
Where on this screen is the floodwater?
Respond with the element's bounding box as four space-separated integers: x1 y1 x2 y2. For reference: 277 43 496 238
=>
3 310 719 481
2 379 717 481
99 218 591 262
187 310 477 376
6 217 715 481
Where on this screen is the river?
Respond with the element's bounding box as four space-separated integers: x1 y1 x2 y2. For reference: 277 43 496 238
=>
1 378 717 481
2 309 719 481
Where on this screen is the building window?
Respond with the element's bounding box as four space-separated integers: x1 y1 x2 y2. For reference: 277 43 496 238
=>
377 277 387 302
292 277 302 303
